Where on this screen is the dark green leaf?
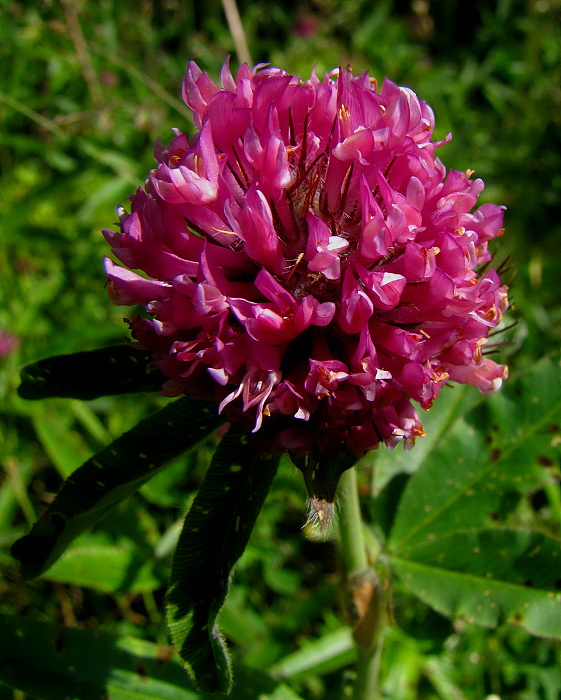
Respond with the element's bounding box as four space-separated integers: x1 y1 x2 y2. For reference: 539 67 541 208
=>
18 345 165 400
389 356 561 553
166 426 279 694
11 396 224 579
366 384 478 490
373 471 412 540
0 612 201 700
392 528 561 639
0 612 276 700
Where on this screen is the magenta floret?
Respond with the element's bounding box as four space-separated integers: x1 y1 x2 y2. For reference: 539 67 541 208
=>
104 61 508 458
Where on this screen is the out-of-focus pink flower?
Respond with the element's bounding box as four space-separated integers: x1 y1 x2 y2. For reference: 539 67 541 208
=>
0 330 19 357
104 60 508 459
293 14 319 39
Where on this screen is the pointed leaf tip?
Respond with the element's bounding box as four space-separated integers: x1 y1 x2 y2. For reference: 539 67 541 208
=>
166 427 279 693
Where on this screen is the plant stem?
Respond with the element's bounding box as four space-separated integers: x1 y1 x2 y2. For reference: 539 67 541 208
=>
338 466 385 700
338 466 368 574
353 641 384 700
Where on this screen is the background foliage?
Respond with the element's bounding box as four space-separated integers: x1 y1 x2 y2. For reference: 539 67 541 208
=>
1 0 561 698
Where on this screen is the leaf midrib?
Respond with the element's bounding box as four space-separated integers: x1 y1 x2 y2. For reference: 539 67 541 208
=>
393 554 559 597
390 389 561 552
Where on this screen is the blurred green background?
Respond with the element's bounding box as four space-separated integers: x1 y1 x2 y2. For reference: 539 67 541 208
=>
1 1 560 698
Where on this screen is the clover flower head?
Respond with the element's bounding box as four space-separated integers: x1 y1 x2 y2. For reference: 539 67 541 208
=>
104 59 508 463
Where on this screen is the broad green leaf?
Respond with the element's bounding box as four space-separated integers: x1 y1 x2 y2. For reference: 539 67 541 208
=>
11 396 224 579
393 528 561 638
166 426 279 694
363 384 478 490
18 345 164 400
0 613 277 700
372 471 411 539
270 627 355 681
388 417 490 550
486 354 561 467
44 541 168 593
389 357 561 552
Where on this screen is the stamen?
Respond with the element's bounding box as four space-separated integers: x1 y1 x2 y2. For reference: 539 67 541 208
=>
210 226 237 236
231 144 250 187
286 253 305 284
226 161 247 192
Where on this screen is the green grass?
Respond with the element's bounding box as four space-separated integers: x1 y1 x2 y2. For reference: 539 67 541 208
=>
1 1 561 698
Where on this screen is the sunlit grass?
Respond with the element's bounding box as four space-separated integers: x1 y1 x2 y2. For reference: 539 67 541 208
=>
1 1 561 698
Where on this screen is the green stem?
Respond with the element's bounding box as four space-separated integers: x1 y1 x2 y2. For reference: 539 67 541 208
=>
353 641 384 700
338 466 385 700
338 467 368 573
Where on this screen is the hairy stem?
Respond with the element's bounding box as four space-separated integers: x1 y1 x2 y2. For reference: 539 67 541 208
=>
338 466 368 573
338 466 385 700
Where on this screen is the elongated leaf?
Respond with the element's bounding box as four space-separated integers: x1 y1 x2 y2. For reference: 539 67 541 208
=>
389 356 561 552
43 541 168 593
166 426 279 694
0 613 276 700
270 627 355 681
422 656 468 700
18 345 164 400
392 528 561 639
11 396 224 579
